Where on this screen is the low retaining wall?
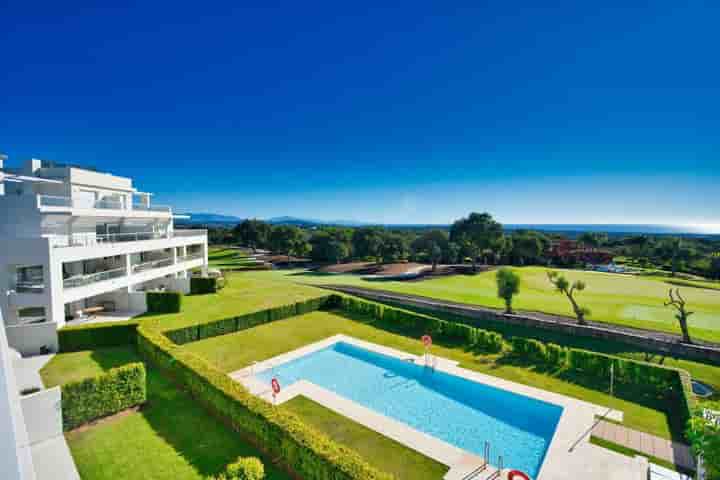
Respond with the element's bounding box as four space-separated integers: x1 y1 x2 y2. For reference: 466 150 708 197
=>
6 322 59 356
323 286 720 365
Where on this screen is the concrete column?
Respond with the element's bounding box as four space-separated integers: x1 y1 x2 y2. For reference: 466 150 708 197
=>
124 254 133 291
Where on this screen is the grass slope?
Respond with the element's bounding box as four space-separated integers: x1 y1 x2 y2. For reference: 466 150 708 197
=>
184 310 685 441
256 267 720 342
284 396 448 480
42 347 291 480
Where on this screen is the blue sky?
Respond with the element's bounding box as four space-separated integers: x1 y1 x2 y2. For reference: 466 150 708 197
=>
2 1 718 226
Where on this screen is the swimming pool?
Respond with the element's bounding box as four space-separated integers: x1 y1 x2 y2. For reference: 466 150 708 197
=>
257 341 563 478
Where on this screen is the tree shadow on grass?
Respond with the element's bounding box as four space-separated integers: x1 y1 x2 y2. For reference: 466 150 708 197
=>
85 346 290 479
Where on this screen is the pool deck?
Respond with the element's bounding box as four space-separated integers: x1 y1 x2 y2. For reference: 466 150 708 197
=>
230 334 648 480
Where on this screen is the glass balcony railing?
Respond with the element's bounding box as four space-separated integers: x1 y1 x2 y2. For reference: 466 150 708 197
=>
63 267 126 289
14 281 45 294
38 195 171 213
132 257 174 273
179 252 204 262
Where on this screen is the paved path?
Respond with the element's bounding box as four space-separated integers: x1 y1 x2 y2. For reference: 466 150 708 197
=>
593 420 695 470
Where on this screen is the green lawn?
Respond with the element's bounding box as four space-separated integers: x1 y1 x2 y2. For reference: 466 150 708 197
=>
183 310 687 441
42 347 291 480
284 396 448 480
140 270 328 333
250 267 720 343
208 247 260 269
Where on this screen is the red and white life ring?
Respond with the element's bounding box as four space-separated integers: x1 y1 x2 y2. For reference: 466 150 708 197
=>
507 470 530 480
422 335 432 347
271 378 281 395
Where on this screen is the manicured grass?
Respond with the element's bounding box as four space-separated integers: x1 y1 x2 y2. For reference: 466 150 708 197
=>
255 267 720 343
45 346 291 480
183 310 683 441
208 247 260 269
40 346 141 388
140 271 327 333
284 396 448 480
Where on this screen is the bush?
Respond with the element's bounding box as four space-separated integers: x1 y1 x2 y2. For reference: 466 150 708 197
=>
58 321 138 352
511 337 547 363
545 343 568 367
147 291 183 313
226 457 264 480
191 277 220 295
61 362 146 430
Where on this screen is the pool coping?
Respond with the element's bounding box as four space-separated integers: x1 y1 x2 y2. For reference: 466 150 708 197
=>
230 334 646 480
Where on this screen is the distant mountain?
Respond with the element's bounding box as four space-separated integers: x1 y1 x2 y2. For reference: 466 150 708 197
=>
267 216 370 227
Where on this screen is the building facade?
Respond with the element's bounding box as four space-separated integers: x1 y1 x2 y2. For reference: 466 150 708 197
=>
0 156 208 354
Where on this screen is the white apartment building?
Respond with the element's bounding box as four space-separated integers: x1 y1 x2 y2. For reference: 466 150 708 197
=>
0 155 208 354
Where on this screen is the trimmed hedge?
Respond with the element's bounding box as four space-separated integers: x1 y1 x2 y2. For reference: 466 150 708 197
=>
137 310 393 480
147 291 183 313
165 296 334 345
61 362 147 430
226 457 264 480
58 321 138 352
341 295 504 353
191 277 222 295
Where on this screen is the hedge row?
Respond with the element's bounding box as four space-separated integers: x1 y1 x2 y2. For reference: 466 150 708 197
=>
147 291 183 313
509 336 695 427
339 296 504 353
61 362 147 430
190 277 225 294
164 296 333 345
136 311 393 480
58 321 138 352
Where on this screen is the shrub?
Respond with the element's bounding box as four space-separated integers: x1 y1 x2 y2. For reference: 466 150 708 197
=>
147 291 183 313
511 337 546 363
686 400 719 479
58 321 138 352
226 457 264 480
191 277 220 295
61 362 146 430
545 343 567 367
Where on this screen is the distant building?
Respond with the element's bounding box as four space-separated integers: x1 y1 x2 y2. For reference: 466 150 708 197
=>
0 156 208 354
547 239 614 265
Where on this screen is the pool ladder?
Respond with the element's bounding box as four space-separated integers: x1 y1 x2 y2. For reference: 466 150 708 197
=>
461 442 504 480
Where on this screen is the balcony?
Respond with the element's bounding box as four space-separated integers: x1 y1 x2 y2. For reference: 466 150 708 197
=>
178 252 204 263
37 195 171 213
132 257 173 274
63 267 126 289
53 231 169 248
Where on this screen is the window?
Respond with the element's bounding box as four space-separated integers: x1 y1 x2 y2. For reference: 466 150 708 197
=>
14 265 44 293
17 307 46 325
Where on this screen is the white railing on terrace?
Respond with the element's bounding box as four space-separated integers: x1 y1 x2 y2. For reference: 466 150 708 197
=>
132 203 172 212
54 231 169 248
63 267 126 289
173 229 208 237
14 281 45 294
132 257 174 273
179 252 204 262
37 195 170 213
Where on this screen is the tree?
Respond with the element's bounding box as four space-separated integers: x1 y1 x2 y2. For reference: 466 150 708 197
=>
546 271 590 325
511 231 543 265
446 242 461 264
449 212 504 272
380 233 408 263
664 288 694 343
269 225 308 264
411 230 449 268
352 228 385 263
496 267 521 314
710 255 720 280
310 230 351 263
686 401 720 479
233 219 272 251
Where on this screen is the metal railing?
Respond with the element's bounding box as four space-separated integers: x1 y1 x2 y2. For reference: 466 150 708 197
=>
54 231 169 248
38 195 170 213
132 203 171 212
63 267 126 289
14 282 45 293
132 257 174 273
179 252 204 262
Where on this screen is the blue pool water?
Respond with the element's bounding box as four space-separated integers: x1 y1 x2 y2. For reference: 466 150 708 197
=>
257 342 563 478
